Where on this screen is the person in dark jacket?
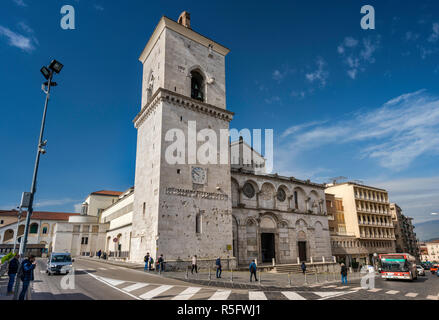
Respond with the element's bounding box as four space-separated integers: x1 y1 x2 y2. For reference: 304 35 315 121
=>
215 257 222 278
97 250 102 259
157 254 164 272
7 254 19 294
249 260 258 282
301 262 306 274
340 263 348 285
19 255 36 300
144 252 150 271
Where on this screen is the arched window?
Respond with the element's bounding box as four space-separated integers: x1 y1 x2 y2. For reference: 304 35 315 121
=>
42 227 48 234
191 70 204 101
195 213 202 234
294 191 298 209
30 223 38 234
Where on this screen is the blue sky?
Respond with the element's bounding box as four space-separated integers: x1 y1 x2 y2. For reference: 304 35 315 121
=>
0 0 438 225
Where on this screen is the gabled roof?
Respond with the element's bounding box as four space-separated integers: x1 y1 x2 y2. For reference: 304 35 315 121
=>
0 210 78 221
90 190 123 197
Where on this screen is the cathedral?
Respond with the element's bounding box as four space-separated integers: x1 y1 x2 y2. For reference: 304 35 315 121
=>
47 12 332 268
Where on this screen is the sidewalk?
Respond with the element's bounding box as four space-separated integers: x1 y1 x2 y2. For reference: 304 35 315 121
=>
78 256 366 289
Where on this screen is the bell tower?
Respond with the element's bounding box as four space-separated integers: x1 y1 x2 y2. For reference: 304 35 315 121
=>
131 12 236 267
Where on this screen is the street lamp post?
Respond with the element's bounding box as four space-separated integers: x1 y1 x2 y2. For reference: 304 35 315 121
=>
13 59 63 300
12 206 23 253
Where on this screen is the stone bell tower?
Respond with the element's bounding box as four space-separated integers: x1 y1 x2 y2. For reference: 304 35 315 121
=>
130 12 236 267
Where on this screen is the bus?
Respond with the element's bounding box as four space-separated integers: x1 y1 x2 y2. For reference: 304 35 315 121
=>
379 253 417 281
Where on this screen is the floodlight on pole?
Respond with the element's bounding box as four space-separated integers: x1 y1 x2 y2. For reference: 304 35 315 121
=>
13 59 63 300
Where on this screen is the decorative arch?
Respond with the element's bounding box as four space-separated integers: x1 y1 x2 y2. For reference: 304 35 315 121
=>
3 229 14 242
189 66 206 102
293 186 306 211
17 225 25 237
276 184 289 203
242 179 259 199
295 218 308 228
260 182 276 201
259 215 277 229
278 220 289 229
297 230 307 241
231 178 240 207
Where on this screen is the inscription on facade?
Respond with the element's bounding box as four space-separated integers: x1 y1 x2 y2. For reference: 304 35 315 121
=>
166 187 229 201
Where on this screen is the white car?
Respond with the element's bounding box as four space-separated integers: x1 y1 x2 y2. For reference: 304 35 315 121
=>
416 265 425 276
360 265 375 274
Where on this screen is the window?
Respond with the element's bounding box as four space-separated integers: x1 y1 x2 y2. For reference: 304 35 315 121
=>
191 70 204 101
294 191 299 209
143 202 146 215
0 220 3 225
92 225 99 233
29 223 38 234
195 213 202 234
81 237 88 245
73 225 80 233
42 227 48 234
82 225 89 233
81 203 88 215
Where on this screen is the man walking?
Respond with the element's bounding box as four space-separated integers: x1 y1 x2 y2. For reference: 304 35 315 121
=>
7 254 19 295
340 263 348 285
249 260 258 282
191 255 198 274
19 255 36 300
97 250 102 259
157 254 164 272
301 261 306 274
144 252 150 271
215 256 222 278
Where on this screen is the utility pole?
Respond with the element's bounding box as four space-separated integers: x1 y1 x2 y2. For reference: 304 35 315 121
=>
13 60 63 300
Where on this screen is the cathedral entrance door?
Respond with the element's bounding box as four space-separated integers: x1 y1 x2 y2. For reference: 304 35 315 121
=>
261 233 275 263
298 241 307 262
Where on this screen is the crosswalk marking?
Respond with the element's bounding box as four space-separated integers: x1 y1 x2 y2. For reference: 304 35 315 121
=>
352 287 364 290
405 292 418 298
368 288 382 292
209 290 232 300
335 286 348 290
426 295 439 300
122 283 149 292
172 287 202 300
139 285 173 300
99 276 125 286
281 291 306 300
386 290 399 295
75 268 85 271
98 268 107 270
248 291 267 300
322 285 337 288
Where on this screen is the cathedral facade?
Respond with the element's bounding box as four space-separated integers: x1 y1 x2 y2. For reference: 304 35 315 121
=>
47 12 332 267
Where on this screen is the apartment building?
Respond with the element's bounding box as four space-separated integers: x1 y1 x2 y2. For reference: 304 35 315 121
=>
325 182 396 266
390 203 420 260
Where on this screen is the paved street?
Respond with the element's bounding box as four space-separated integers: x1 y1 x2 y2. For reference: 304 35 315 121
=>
2 258 437 300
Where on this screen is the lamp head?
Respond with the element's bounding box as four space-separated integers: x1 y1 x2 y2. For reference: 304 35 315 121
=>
40 66 51 80
49 60 63 74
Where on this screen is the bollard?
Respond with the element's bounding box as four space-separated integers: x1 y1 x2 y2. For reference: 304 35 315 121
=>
208 268 211 281
258 271 261 286
288 272 292 287
315 267 318 284
230 269 233 283
185 268 188 279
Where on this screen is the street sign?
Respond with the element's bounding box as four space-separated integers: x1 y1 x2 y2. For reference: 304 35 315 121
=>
20 192 32 208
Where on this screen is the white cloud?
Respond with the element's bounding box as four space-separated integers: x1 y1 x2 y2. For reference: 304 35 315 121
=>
305 57 328 88
94 4 104 11
0 25 35 52
34 198 81 208
13 0 27 7
279 90 439 171
17 21 33 34
264 96 281 105
74 203 83 213
428 22 439 43
337 36 380 79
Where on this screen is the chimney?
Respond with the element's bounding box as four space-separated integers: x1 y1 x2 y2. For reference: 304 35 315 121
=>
178 11 191 29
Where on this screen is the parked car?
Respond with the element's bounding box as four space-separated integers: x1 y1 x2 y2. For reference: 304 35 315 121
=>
46 252 74 275
416 265 425 276
430 264 438 274
421 263 430 270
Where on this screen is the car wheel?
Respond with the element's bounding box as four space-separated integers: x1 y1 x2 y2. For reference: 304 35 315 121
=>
47 272 51 276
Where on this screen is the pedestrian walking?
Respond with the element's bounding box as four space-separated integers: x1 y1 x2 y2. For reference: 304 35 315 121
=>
215 256 222 278
158 254 164 272
144 252 150 271
301 261 306 274
18 255 36 300
97 250 102 259
249 260 258 282
191 255 198 274
340 263 348 285
149 256 154 271
7 254 19 295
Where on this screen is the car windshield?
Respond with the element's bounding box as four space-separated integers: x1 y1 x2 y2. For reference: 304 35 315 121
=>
381 259 409 272
51 255 71 263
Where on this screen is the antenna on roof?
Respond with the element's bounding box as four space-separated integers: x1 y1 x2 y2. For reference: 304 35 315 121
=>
327 176 348 185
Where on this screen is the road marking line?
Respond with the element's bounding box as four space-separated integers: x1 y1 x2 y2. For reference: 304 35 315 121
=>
386 290 399 295
335 286 348 290
85 271 140 300
98 268 107 270
405 292 418 297
281 291 307 300
352 287 364 290
316 291 357 300
172 287 202 300
248 291 267 300
76 269 85 271
139 285 173 300
98 276 125 286
209 290 231 300
426 295 439 300
322 285 337 288
122 283 149 292
368 288 382 292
